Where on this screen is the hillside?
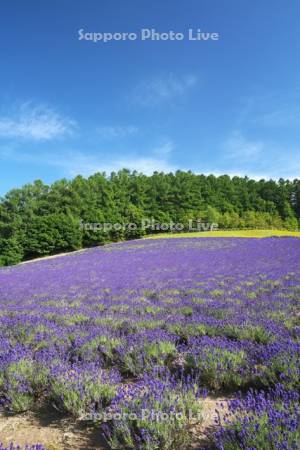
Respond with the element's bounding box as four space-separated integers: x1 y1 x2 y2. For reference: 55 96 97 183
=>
1 171 300 266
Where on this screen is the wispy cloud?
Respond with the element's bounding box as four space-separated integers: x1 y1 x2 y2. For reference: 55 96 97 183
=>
219 129 300 180
0 137 178 177
256 108 300 128
153 139 174 156
96 125 138 139
1 139 299 182
94 156 177 176
217 90 300 180
201 170 270 181
133 73 197 106
27 152 177 177
236 92 300 129
224 131 264 162
0 102 75 141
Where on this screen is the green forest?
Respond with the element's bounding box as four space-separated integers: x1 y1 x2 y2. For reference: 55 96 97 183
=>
1 170 300 266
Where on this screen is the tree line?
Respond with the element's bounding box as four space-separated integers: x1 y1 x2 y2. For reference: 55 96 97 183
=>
0 170 299 266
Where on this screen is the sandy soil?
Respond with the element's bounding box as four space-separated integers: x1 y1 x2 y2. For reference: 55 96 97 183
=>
0 397 229 449
0 408 108 450
191 395 229 447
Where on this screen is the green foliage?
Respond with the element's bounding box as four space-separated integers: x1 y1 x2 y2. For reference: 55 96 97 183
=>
216 396 300 450
2 359 49 412
105 382 202 450
178 306 194 316
120 340 177 376
144 341 177 363
50 372 116 416
77 335 122 364
222 324 274 344
23 213 82 258
259 352 300 389
0 236 23 265
185 348 249 390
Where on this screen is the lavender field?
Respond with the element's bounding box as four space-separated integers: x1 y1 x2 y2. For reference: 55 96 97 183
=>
0 237 299 450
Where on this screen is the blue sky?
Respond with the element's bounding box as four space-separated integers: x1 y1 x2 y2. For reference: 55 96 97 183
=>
0 0 300 195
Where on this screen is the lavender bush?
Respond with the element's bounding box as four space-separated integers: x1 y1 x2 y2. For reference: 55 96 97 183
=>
214 384 300 450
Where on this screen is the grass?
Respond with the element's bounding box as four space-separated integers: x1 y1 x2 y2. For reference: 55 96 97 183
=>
145 229 300 239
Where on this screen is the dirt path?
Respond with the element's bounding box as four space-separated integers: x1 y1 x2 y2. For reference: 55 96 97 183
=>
190 396 229 448
0 397 229 449
0 409 108 450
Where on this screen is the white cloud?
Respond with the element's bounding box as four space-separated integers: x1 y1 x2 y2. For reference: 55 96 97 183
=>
104 156 177 176
219 130 300 180
46 152 177 177
0 102 75 141
0 138 178 177
1 142 299 181
153 139 174 156
237 92 300 129
257 108 300 128
133 73 197 106
96 125 138 139
224 131 264 162
56 139 177 177
201 170 270 181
